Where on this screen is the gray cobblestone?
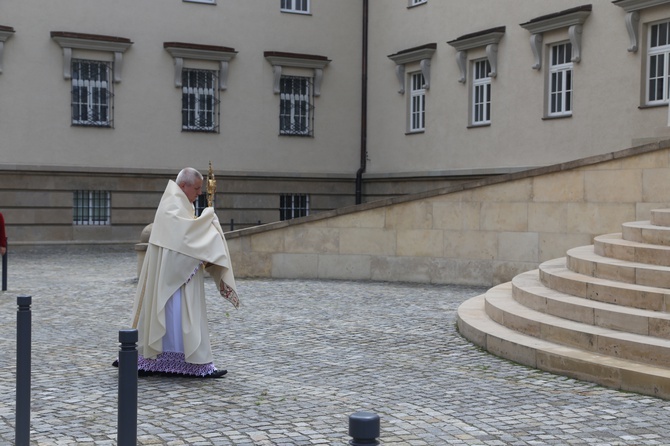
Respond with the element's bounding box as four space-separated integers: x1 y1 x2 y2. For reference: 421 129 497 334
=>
2 247 670 445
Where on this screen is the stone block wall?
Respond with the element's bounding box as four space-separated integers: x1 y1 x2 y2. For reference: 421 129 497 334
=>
225 141 670 286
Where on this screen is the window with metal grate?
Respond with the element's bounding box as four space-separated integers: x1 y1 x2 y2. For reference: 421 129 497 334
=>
279 76 314 136
182 68 220 133
71 60 113 127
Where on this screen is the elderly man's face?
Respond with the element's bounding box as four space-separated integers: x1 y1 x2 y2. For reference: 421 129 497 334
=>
180 178 203 203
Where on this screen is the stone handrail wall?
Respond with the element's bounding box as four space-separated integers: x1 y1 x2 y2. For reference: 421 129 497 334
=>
224 140 670 286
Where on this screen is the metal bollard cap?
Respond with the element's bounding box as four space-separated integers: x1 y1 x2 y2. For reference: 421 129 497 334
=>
349 411 380 439
119 329 138 343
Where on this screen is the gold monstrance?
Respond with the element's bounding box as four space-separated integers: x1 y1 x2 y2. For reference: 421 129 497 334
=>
207 161 216 208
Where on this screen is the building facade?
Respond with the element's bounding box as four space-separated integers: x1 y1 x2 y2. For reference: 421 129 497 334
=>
1 0 670 244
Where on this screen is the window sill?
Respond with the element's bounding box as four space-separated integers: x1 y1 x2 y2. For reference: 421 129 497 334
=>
467 123 491 129
638 103 668 110
407 3 427 9
280 10 312 15
542 114 572 121
183 0 216 4
405 130 425 135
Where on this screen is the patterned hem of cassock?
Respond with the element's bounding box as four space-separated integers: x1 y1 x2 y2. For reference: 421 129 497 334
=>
138 351 218 377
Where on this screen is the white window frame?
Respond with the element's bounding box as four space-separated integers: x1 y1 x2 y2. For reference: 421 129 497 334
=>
647 20 670 105
71 60 113 127
73 190 111 226
409 72 426 132
547 42 573 117
281 0 310 14
409 0 427 6
471 59 491 125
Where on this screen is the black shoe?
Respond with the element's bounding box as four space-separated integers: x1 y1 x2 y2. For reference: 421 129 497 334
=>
112 359 118 368
138 369 157 377
204 369 227 379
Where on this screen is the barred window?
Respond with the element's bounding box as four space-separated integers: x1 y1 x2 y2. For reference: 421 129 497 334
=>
195 193 208 216
472 59 491 125
182 68 220 132
281 0 309 14
72 60 113 127
409 72 426 132
280 193 310 221
279 76 314 136
73 191 110 225
410 0 427 5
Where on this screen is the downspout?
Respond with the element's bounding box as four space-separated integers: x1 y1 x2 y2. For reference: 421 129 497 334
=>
355 0 369 205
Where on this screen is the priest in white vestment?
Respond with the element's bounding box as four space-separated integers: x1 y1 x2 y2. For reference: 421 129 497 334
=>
129 167 239 378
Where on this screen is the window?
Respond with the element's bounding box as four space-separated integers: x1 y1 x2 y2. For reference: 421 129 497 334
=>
548 42 573 117
647 21 670 105
71 60 113 127
472 60 491 125
280 194 310 220
182 68 220 132
280 76 313 136
409 0 427 6
281 0 309 14
195 193 208 216
73 191 110 225
409 72 426 132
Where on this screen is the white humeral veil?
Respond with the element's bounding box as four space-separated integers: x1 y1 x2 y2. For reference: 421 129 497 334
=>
131 180 239 364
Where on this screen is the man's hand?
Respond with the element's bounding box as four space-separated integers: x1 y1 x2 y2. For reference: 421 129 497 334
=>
0 247 5 256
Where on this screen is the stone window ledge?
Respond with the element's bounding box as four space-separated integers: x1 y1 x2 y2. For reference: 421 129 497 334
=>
387 43 437 94
0 25 15 74
520 4 592 70
51 31 133 83
613 0 670 52
164 42 238 90
264 51 331 96
448 26 505 83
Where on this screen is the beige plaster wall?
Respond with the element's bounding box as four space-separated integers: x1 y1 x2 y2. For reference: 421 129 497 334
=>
365 1 670 175
226 141 670 286
0 0 362 174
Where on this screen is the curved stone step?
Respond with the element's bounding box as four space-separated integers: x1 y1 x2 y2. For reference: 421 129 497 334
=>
651 209 670 227
539 257 670 312
512 270 670 339
484 283 670 369
594 233 670 266
622 220 670 246
457 292 670 399
566 245 670 288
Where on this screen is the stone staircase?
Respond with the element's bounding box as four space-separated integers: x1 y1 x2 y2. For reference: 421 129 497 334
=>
457 209 670 399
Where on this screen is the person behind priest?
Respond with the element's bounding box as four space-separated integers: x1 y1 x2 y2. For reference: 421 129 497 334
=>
0 211 6 257
124 167 239 378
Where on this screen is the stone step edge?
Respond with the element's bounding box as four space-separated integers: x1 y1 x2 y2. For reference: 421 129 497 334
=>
512 270 670 339
622 221 670 246
566 245 670 288
651 209 670 227
484 283 670 369
457 291 670 400
539 257 670 312
594 233 670 267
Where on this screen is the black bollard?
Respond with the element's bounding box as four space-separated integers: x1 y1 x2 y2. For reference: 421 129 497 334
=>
2 241 7 291
117 329 138 446
16 295 31 446
348 411 380 446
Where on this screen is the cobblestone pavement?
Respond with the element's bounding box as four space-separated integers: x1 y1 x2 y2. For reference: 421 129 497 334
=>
2 247 670 445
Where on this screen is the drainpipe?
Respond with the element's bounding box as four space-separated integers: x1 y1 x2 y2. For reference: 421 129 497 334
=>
355 0 369 205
